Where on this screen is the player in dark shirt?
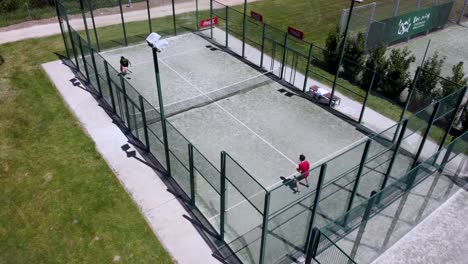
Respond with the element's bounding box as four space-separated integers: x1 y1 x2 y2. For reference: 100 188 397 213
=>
120 56 131 75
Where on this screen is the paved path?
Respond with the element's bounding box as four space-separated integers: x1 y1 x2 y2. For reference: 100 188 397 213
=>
42 60 221 264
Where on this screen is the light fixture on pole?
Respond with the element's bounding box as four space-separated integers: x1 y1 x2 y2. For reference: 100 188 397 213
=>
329 0 363 107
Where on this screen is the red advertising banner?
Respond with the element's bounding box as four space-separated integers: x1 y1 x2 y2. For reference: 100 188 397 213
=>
287 26 304 40
250 11 264 22
199 17 219 28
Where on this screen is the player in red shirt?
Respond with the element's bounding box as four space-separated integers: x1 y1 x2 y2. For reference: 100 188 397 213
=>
295 154 310 193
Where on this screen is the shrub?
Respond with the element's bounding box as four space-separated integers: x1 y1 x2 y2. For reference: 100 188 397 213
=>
361 46 387 91
440 61 468 99
379 48 415 101
323 26 342 73
342 32 366 83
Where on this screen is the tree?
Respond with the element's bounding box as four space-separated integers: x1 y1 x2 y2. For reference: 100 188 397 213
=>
342 32 366 83
323 26 342 73
440 61 468 99
379 47 415 100
361 46 387 91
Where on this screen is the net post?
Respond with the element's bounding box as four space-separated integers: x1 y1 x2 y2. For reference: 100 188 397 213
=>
189 144 196 207
304 164 327 252
118 0 128 46
241 0 247 58
438 86 467 152
280 33 288 79
146 0 152 33
139 95 150 151
381 119 409 191
411 102 441 169
120 75 132 130
55 2 70 59
302 43 314 92
87 0 100 51
358 71 375 123
78 37 90 82
225 6 229 47
90 49 103 97
78 0 92 48
171 0 177 35
104 61 117 113
210 0 213 39
151 47 172 176
344 139 372 226
305 227 321 264
258 191 271 264
220 151 227 241
260 23 266 69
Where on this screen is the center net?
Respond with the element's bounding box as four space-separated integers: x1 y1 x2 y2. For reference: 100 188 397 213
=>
134 67 281 125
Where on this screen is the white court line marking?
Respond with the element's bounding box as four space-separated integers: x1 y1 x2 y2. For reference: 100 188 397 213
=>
164 70 275 108
159 58 297 167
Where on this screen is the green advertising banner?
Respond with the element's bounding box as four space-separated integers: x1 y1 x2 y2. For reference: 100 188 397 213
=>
367 2 454 49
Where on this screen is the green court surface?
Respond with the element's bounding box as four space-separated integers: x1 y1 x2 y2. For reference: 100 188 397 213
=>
93 32 415 263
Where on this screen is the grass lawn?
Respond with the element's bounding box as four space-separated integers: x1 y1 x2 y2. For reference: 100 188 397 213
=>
0 36 173 262
0 6 56 28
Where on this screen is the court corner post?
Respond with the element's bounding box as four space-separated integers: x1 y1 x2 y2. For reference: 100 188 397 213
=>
220 151 227 241
260 23 266 68
302 43 314 92
241 0 247 57
305 227 321 264
258 191 271 264
189 144 196 207
151 47 172 176
329 0 359 107
225 6 229 48
304 163 326 252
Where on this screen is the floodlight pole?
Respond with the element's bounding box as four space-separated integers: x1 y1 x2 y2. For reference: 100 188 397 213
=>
329 0 361 107
151 47 172 177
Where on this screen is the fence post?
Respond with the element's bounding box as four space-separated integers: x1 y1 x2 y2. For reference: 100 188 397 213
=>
358 71 375 123
439 136 456 172
146 0 152 33
349 192 377 261
87 0 100 51
305 227 321 264
65 18 80 71
280 33 289 79
78 37 90 82
220 151 227 241
78 0 92 47
411 102 440 169
302 43 314 92
151 47 172 176
189 144 196 207
104 61 117 113
304 164 327 252
139 95 150 151
260 23 266 69
344 139 372 225
171 0 177 35
438 87 467 151
381 120 409 191
90 49 103 96
258 191 271 264
120 75 132 130
118 0 128 46
196 0 199 30
55 4 70 59
225 6 229 47
241 0 248 57
210 0 213 39
394 67 421 142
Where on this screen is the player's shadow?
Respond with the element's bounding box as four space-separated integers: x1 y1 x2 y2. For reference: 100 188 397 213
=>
280 176 297 192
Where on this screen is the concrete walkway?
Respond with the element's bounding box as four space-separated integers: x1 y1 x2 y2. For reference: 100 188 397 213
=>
42 60 221 264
